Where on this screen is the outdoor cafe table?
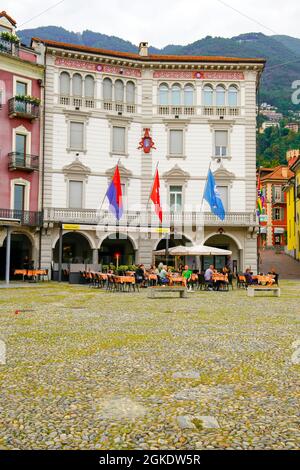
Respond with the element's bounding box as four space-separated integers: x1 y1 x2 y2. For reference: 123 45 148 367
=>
168 275 186 286
14 269 48 281
253 275 275 286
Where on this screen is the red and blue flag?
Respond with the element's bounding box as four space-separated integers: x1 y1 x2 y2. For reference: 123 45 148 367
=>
106 165 123 220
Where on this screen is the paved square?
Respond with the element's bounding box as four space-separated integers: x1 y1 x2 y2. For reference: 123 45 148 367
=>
0 281 299 450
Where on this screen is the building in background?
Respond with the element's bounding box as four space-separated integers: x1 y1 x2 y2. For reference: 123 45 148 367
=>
0 11 44 279
30 38 265 277
284 150 300 261
258 165 293 249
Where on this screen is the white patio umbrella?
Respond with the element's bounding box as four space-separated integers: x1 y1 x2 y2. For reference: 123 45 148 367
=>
154 244 232 256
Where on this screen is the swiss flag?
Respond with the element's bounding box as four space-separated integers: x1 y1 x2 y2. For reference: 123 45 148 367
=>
150 168 163 223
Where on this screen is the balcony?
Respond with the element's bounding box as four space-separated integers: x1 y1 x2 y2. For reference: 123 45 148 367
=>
103 101 136 114
59 95 95 109
0 209 42 227
203 106 240 117
0 37 19 57
158 106 196 117
8 152 39 172
43 208 257 228
8 97 40 120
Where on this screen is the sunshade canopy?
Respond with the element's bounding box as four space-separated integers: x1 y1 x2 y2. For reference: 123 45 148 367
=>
154 244 232 256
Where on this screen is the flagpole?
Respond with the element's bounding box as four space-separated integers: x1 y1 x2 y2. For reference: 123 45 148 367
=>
257 166 261 275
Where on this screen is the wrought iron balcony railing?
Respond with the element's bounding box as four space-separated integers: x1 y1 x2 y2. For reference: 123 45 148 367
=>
8 152 39 172
43 208 258 228
0 209 43 227
8 97 40 120
0 38 19 57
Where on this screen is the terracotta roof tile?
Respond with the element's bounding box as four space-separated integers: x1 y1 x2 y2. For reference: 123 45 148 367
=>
261 166 293 181
31 37 266 64
0 11 16 26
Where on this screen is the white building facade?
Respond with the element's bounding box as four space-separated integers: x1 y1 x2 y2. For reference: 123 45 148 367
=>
32 39 265 274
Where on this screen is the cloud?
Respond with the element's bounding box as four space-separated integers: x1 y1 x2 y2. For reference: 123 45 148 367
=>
3 0 300 47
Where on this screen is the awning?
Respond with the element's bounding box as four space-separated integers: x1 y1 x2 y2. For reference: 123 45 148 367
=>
154 244 232 256
274 227 285 234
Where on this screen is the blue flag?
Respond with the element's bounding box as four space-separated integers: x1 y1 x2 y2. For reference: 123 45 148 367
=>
203 169 225 221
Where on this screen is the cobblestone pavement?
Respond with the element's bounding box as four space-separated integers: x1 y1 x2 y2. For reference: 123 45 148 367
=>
0 281 299 450
259 249 300 279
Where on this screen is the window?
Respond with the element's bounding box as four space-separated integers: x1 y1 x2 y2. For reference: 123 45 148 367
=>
16 81 27 96
72 73 82 97
159 83 169 105
172 84 181 106
216 85 225 106
115 80 124 102
228 85 238 106
215 130 228 157
60 72 70 96
68 181 83 209
70 122 84 150
170 186 183 212
112 126 126 154
184 84 194 106
216 186 229 212
103 78 112 101
274 185 282 202
169 129 184 156
14 184 25 211
126 81 135 104
15 134 27 165
273 208 282 221
204 85 213 106
84 75 94 98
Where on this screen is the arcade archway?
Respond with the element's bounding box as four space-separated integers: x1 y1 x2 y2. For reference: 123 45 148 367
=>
0 233 33 279
53 232 93 264
204 234 241 273
99 234 136 266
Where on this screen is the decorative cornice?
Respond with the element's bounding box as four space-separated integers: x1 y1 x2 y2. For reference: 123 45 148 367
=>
62 158 91 176
163 164 190 181
213 166 235 180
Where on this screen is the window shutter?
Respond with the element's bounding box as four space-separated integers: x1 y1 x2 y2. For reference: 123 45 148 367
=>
84 76 94 98
60 72 70 95
115 80 124 102
170 130 183 155
69 181 83 209
216 186 229 211
103 78 112 100
112 127 125 153
126 82 135 104
70 122 84 150
73 74 82 96
215 131 228 146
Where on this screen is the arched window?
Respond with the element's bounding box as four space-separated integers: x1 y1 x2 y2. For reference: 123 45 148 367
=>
115 80 124 102
84 75 95 98
172 84 181 106
159 83 169 105
228 85 238 106
103 78 112 101
184 84 194 106
73 73 83 97
203 85 213 106
60 72 70 95
216 85 226 106
126 81 135 104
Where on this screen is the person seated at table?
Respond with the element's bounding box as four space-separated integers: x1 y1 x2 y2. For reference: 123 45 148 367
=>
158 265 169 285
149 264 159 275
204 265 214 290
182 265 193 291
244 268 258 285
135 264 146 287
268 267 279 285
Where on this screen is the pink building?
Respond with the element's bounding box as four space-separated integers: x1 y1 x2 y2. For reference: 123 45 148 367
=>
0 11 44 279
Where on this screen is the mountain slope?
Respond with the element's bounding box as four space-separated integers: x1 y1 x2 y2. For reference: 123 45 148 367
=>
18 27 300 113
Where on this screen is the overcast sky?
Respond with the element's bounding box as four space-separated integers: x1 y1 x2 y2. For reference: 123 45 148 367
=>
3 0 300 48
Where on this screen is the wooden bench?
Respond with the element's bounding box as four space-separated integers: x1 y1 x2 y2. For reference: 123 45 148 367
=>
148 286 188 299
247 286 281 297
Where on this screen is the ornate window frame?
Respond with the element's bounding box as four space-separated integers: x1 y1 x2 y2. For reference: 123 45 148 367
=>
63 159 91 209
10 178 30 211
108 116 132 157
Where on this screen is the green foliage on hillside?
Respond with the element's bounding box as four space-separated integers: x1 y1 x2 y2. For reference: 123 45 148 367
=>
257 122 300 167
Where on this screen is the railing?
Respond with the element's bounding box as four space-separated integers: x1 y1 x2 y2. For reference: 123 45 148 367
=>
203 106 240 117
0 38 19 57
158 106 196 116
43 208 258 227
59 95 95 109
8 152 39 172
103 100 136 114
8 98 40 119
0 209 43 227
